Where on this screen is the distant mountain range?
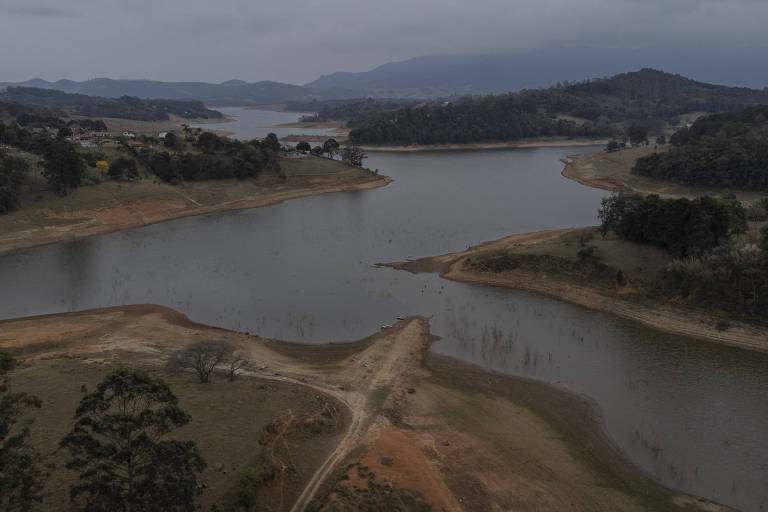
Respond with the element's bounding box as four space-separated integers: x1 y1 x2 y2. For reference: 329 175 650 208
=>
307 47 768 98
2 47 767 106
0 78 356 107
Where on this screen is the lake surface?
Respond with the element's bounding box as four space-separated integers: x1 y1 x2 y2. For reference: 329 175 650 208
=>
1 116 767 510
193 107 338 139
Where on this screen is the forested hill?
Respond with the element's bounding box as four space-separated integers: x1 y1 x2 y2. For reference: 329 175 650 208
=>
632 105 768 189
348 69 768 146
0 87 223 121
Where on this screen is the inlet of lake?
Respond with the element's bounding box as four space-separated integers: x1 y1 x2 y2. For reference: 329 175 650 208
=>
2 109 767 511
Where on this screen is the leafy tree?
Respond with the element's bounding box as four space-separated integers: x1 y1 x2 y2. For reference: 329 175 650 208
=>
341 145 367 167
322 138 339 159
59 369 205 512
310 146 323 156
41 138 85 195
0 351 44 511
655 135 667 145
107 158 139 181
163 133 177 149
0 153 28 213
168 340 234 384
605 140 620 152
627 125 648 147
295 141 311 153
261 133 281 153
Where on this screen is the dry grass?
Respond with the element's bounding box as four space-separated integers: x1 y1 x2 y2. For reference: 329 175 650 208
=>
10 355 348 512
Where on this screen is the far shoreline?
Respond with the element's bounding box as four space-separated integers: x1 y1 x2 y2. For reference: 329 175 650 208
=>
361 137 608 152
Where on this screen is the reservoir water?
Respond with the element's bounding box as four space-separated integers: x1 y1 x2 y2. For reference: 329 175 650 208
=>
1 109 766 511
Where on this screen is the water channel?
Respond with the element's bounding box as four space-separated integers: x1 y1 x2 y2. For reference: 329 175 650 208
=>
1 109 766 510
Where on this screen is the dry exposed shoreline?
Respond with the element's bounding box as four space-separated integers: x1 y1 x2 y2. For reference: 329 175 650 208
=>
0 304 729 511
561 147 761 202
383 229 768 354
362 137 608 152
0 163 391 256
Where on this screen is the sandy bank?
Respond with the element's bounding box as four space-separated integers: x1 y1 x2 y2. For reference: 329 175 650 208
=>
0 158 390 256
361 137 608 152
383 229 768 354
0 304 728 511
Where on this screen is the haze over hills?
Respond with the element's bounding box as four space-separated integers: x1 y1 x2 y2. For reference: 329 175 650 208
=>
2 47 768 107
0 78 355 107
308 47 768 98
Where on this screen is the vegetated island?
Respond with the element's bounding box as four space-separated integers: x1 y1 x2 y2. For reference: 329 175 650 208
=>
384 191 768 354
0 305 732 511
0 106 388 255
342 69 768 151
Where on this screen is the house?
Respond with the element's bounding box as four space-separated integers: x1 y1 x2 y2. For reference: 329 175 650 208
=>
122 131 136 138
129 140 144 148
157 132 168 139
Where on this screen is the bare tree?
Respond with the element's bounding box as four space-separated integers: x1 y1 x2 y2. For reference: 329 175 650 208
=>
169 340 234 383
227 351 250 381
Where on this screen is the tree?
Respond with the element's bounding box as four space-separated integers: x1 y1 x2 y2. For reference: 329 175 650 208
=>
627 125 648 147
322 138 339 160
1 351 44 511
59 369 205 512
163 133 177 149
295 141 311 153
605 140 620 152
341 145 367 167
261 133 281 153
0 153 28 213
41 138 85 195
169 340 234 384
655 135 667 145
226 352 250 382
310 146 323 156
107 158 139 181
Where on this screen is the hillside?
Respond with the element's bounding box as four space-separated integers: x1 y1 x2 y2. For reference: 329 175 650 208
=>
307 47 768 98
632 105 768 189
348 69 768 146
0 87 222 121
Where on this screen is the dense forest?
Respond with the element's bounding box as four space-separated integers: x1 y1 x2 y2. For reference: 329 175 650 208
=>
285 98 421 124
0 87 223 121
632 105 768 189
598 193 746 258
599 193 768 316
348 69 768 145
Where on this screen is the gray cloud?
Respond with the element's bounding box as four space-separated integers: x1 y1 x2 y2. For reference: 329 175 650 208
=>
0 0 767 83
0 1 80 18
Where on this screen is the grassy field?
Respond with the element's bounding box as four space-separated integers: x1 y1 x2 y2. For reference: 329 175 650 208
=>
10 354 348 512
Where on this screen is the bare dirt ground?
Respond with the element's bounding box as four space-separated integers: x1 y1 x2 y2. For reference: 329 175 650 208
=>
562 147 762 202
383 229 768 354
361 137 609 153
0 305 730 511
0 156 390 256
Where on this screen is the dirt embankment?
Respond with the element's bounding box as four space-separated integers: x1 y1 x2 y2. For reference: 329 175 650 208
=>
0 305 730 511
561 147 761 202
383 229 768 354
0 157 390 256
361 137 608 153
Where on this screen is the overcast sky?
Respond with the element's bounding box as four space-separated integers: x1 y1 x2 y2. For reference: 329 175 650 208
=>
2 0 768 84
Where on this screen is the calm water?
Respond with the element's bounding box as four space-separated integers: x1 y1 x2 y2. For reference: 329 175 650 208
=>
1 123 767 510
193 107 338 139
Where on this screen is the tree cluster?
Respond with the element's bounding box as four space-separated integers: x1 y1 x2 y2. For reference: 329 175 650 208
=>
141 132 281 184
632 105 768 189
598 193 746 258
